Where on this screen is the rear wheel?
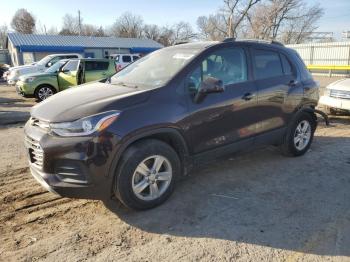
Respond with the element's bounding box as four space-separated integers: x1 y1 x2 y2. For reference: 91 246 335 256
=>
35 85 56 101
114 139 181 210
281 112 316 157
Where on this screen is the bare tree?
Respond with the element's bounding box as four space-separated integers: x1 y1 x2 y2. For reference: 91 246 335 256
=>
0 24 8 49
172 22 196 42
281 4 324 44
246 0 323 43
111 12 144 38
11 8 36 34
59 14 80 35
143 24 161 41
197 0 261 40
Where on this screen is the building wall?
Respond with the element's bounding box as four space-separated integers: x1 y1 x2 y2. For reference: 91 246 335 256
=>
8 40 21 66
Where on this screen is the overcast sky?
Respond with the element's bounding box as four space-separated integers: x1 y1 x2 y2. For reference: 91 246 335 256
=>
1 0 349 39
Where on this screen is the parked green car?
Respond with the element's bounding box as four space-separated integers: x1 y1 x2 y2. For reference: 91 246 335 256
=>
16 58 116 101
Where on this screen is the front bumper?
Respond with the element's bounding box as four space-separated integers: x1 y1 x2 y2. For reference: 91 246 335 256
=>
319 95 350 111
24 120 121 200
16 81 34 96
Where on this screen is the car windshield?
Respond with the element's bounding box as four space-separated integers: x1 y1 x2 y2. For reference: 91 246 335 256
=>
45 60 66 73
110 48 200 89
36 55 54 66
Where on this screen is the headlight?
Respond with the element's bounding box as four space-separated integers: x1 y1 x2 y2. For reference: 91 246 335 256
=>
50 111 120 137
23 76 36 83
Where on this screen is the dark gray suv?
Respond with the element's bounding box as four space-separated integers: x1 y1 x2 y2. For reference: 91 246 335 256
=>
24 39 319 210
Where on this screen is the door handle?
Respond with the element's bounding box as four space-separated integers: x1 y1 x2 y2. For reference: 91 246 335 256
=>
288 80 297 88
242 92 255 101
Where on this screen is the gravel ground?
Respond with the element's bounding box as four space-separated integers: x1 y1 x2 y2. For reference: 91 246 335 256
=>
0 77 350 261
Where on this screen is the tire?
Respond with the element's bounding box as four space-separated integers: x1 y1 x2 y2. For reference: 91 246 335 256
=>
280 111 316 157
35 85 56 102
114 139 181 210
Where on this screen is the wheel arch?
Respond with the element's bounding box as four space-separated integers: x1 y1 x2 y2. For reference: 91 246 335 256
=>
108 128 191 181
34 83 58 95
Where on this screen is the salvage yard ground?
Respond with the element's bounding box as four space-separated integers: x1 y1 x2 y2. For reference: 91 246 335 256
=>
0 77 350 261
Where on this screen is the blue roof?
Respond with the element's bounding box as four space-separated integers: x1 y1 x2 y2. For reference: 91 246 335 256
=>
7 33 163 52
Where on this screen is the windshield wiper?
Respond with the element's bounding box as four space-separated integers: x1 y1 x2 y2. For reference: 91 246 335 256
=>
113 82 138 88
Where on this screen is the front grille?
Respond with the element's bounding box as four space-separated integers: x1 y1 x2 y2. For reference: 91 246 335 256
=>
330 89 350 99
30 117 50 131
25 136 44 168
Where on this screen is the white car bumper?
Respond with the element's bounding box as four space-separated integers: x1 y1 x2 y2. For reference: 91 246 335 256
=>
319 95 350 111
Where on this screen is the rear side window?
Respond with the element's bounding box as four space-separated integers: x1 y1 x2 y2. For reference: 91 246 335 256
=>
85 61 109 71
252 50 283 80
280 54 293 75
133 56 139 61
122 55 131 63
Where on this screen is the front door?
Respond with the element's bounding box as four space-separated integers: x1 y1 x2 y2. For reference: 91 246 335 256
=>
58 60 80 90
185 47 259 154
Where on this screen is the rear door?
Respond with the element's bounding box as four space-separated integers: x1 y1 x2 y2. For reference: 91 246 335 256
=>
84 61 110 82
251 48 298 135
58 60 80 90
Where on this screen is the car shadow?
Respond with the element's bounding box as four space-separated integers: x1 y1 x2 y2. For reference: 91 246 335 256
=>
0 110 30 125
104 135 350 257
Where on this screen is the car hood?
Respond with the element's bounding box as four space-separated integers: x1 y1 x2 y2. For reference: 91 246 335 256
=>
13 65 45 74
21 71 55 79
31 82 152 122
327 78 350 91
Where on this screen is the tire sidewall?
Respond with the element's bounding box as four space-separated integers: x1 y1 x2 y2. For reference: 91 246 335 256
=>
115 140 181 210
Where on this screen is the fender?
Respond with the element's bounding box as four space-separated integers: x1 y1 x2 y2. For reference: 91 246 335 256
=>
107 127 191 179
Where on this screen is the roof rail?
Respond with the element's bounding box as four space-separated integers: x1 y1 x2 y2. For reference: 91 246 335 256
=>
222 37 236 43
236 39 284 46
174 41 189 45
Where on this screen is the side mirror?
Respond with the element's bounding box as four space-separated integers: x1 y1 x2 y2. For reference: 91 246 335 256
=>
61 69 70 74
194 77 224 103
47 62 52 67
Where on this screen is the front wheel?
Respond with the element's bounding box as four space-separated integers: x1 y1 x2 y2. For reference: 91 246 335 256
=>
114 139 181 210
35 85 56 102
280 112 316 157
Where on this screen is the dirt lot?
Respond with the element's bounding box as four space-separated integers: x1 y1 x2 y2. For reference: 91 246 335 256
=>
1 77 350 262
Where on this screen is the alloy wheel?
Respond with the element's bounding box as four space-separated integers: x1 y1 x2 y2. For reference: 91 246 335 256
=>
132 155 172 201
294 120 311 151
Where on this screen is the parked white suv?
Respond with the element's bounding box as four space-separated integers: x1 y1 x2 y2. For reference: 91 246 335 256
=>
319 78 350 114
110 54 140 71
7 53 82 85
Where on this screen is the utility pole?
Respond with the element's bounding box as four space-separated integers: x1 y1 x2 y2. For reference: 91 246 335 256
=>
78 10 82 35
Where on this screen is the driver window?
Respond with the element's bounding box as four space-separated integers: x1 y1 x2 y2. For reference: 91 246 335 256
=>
61 60 79 72
46 57 60 67
187 48 247 92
